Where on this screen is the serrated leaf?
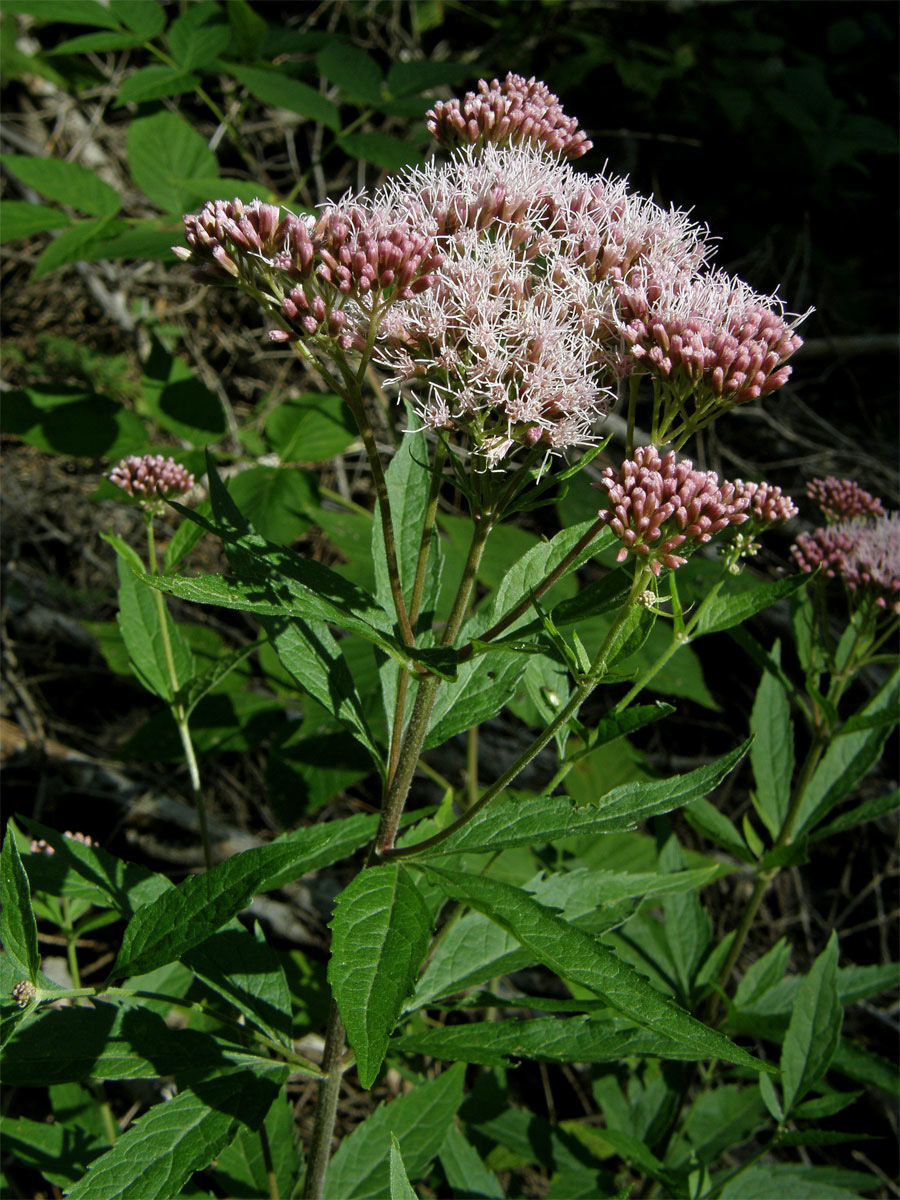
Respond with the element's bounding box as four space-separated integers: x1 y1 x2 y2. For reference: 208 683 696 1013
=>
213 1090 300 1200
1 821 40 982
177 640 258 718
810 788 899 842
421 866 769 1073
141 333 226 447
47 29 146 53
225 465 316 545
326 1064 465 1200
127 111 217 214
109 0 165 38
438 1124 504 1199
32 216 126 279
397 1014 722 1067
404 741 751 857
65 1064 286 1200
1 0 122 28
0 1112 103 1190
749 641 794 839
373 430 441 619
317 39 383 103
832 1038 899 1096
110 540 194 702
424 650 527 750
226 63 340 130
718 1163 878 1199
2 384 147 456
691 573 809 637
117 66 202 106
796 669 899 834
226 0 267 60
329 864 432 1088
0 154 120 217
684 797 752 862
111 815 377 979
3 1001 285 1085
167 9 230 69
0 200 72 243
265 392 356 463
390 1135 418 1200
781 931 842 1115
734 938 791 1008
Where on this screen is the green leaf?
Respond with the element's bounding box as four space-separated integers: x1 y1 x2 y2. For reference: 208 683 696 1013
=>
65 1064 286 1200
48 29 147 53
226 0 267 60
692 573 809 637
0 1112 103 1190
127 111 218 214
421 866 769 1073
373 430 442 619
111 816 377 979
684 797 752 863
265 392 356 463
3 1001 286 1085
404 741 751 857
749 641 794 839
658 832 711 1003
0 154 120 217
325 1064 465 1200
329 864 432 1088
411 865 722 1008
831 1038 899 1096
1 821 40 981
2 386 146 456
390 1135 418 1200
781 931 842 1115
226 63 340 130
109 538 194 702
31 217 127 279
141 334 226 446
1 0 123 27
213 1090 300 1200
718 1163 879 1200
316 39 383 103
796 668 899 834
810 788 899 842
734 938 791 1008
0 200 72 243
385 59 471 97
338 132 421 171
168 8 230 69
438 1124 504 1199
226 465 316 545
424 650 527 750
109 0 166 38
116 65 202 106
397 1014 726 1068
177 640 258 718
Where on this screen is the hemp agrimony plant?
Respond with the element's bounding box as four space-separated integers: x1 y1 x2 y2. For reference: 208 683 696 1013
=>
3 75 897 1200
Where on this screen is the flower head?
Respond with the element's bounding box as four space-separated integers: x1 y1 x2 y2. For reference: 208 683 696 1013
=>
792 512 900 613
732 480 798 527
805 476 886 522
427 72 592 159
108 455 194 503
595 445 749 575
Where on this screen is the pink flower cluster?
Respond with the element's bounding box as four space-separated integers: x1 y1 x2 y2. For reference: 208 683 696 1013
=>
732 480 798 526
108 455 194 501
427 73 592 160
618 271 805 411
805 476 886 522
595 445 749 575
792 478 899 613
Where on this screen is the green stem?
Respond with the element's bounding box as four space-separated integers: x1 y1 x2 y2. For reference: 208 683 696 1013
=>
146 514 212 871
258 1123 279 1200
375 511 495 852
302 1001 346 1200
384 567 652 860
465 725 479 808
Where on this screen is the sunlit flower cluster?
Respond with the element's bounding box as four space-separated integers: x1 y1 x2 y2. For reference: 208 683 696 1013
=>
732 479 798 527
427 72 592 160
594 445 749 575
108 455 194 502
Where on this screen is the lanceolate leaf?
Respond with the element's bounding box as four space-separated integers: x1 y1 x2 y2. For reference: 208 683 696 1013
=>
325 1064 465 1200
389 1135 418 1200
691 573 810 638
1 822 40 982
421 866 770 1073
749 641 794 839
438 1124 504 1200
329 864 433 1088
404 740 750 857
111 815 377 979
396 1014 715 1067
781 932 842 1116
65 1064 287 1200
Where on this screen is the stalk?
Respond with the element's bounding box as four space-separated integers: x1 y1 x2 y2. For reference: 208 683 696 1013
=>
302 1001 347 1200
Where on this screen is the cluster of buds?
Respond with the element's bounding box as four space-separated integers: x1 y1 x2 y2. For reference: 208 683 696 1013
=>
29 831 94 855
792 484 899 613
108 455 194 504
805 476 886 522
594 445 749 575
427 72 592 160
12 980 36 1008
175 198 315 286
618 271 806 420
732 480 798 527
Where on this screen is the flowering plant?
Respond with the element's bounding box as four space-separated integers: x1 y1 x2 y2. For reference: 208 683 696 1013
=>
4 74 897 1200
